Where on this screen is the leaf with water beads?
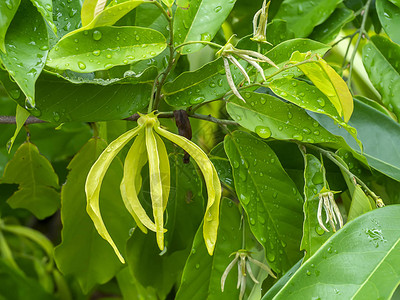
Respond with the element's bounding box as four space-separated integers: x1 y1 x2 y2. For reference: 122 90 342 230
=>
47 26 167 73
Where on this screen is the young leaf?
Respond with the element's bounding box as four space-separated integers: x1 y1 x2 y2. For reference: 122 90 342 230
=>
376 0 400 44
269 78 361 150
47 26 167 73
226 92 340 144
174 0 237 54
0 0 49 107
362 35 400 119
224 131 304 274
0 0 20 53
348 185 374 221
55 138 133 293
275 0 342 37
176 198 242 300
301 154 333 261
52 0 82 42
273 205 400 299
1 142 59 219
290 51 354 122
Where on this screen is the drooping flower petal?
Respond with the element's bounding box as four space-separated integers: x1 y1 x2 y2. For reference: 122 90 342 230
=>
145 124 165 251
154 134 171 211
85 125 144 263
154 126 222 255
120 129 158 233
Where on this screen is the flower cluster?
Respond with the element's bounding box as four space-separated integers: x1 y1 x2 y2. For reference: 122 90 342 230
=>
85 112 221 263
221 249 276 300
317 189 343 232
251 0 271 44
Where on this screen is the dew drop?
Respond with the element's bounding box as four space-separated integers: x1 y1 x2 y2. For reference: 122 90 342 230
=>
214 5 222 12
233 160 240 168
106 54 112 59
267 251 275 262
317 98 325 107
78 62 86 70
53 112 60 122
92 30 102 41
255 126 272 139
201 32 211 41
92 50 100 56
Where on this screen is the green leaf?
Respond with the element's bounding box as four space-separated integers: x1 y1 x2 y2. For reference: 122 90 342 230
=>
309 6 354 44
311 97 400 182
376 0 400 44
389 0 400 7
7 105 30 153
176 198 242 300
273 205 400 299
0 0 49 107
348 185 374 221
275 0 342 37
0 0 20 53
210 157 234 191
226 92 340 144
1 142 59 219
52 0 82 42
262 38 331 79
161 0 174 7
269 78 361 149
116 267 158 300
0 259 55 300
30 0 56 33
174 0 237 54
362 35 400 119
224 131 304 274
290 51 354 122
55 138 133 293
0 70 152 123
47 26 167 73
80 0 143 29
164 153 204 252
301 154 333 261
163 58 246 107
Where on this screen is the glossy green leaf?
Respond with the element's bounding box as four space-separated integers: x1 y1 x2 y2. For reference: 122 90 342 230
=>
362 35 400 118
1 142 59 219
176 198 242 300
0 70 152 123
301 154 333 262
309 6 354 44
310 99 400 182
275 0 342 37
226 92 340 144
274 205 400 299
174 0 237 54
80 0 143 29
224 131 304 274
269 78 361 149
161 0 174 7
210 157 234 191
47 26 167 73
376 0 400 44
348 185 374 221
0 0 48 107
291 51 354 122
52 0 82 42
81 0 102 27
163 57 246 107
55 138 133 293
30 0 56 33
0 0 20 53
7 105 30 153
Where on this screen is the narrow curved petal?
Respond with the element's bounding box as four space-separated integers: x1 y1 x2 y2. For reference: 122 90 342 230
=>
154 126 222 255
145 125 165 251
121 130 158 233
224 57 245 102
85 125 143 263
154 134 170 211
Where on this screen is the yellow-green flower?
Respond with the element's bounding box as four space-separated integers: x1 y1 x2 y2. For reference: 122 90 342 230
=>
85 112 221 263
251 0 271 44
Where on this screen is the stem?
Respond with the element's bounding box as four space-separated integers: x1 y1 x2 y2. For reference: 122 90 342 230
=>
347 0 372 89
306 144 383 206
0 116 45 125
189 113 239 126
152 5 176 111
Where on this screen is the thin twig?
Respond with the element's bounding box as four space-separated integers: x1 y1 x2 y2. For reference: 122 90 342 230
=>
0 116 45 125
